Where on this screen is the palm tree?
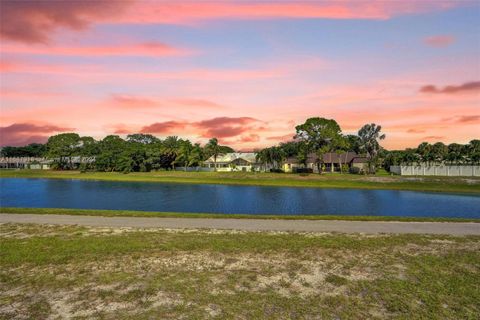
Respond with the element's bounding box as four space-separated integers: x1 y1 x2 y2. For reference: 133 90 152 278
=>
255 149 270 172
358 123 386 174
335 136 349 173
417 142 433 166
315 145 330 174
205 138 221 171
189 143 204 169
163 136 181 169
467 140 480 164
270 146 286 170
176 140 193 171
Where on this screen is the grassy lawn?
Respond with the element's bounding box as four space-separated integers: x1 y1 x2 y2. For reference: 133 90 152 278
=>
1 169 480 194
1 224 479 319
2 207 480 223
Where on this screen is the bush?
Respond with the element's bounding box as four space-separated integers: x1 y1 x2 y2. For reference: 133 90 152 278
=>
349 166 361 174
79 163 87 173
294 168 313 174
269 168 284 173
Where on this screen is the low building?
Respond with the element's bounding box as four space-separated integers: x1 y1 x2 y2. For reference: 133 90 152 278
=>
283 152 368 173
0 156 95 170
204 152 260 172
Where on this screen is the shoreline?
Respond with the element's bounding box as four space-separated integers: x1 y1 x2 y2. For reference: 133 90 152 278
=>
2 207 479 223
1 170 480 194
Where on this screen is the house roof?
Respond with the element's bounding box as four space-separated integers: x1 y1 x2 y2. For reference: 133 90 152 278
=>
352 157 368 164
322 152 359 163
205 152 257 164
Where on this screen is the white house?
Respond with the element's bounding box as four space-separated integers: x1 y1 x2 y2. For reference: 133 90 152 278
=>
204 152 260 172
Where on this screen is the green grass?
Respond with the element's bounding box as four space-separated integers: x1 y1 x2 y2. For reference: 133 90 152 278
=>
1 223 479 319
2 207 479 223
2 169 480 194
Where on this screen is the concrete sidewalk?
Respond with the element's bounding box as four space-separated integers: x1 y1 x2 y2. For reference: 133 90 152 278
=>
1 213 480 235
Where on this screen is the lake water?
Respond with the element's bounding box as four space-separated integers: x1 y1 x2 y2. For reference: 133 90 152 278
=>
1 178 480 218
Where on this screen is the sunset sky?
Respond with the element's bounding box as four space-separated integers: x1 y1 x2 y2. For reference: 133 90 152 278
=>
0 0 479 150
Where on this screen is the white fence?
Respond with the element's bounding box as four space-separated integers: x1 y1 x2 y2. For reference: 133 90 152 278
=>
390 165 480 177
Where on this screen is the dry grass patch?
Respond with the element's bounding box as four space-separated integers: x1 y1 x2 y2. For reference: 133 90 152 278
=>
1 223 479 319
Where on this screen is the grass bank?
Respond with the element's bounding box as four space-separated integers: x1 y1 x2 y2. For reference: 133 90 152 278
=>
2 207 479 222
1 169 480 193
1 223 479 319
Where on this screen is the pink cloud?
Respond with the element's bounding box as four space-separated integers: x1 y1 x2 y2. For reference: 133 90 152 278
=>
0 1 132 43
238 134 260 143
424 35 455 47
406 128 426 134
456 115 480 123
115 1 467 24
141 121 187 134
1 41 190 57
0 122 74 146
105 95 227 111
138 117 262 139
194 117 260 138
422 135 445 140
110 95 158 108
1 1 469 43
170 98 223 109
0 59 283 82
420 81 480 94
266 134 295 142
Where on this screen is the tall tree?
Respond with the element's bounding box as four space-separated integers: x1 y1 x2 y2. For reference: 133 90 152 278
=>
358 123 385 173
205 138 221 171
345 134 361 154
416 142 433 165
176 140 194 171
189 143 204 168
446 143 464 164
431 142 448 164
295 117 342 151
255 148 270 172
295 117 343 173
46 133 81 169
0 143 46 157
126 134 159 145
335 136 349 173
95 135 126 172
467 140 480 164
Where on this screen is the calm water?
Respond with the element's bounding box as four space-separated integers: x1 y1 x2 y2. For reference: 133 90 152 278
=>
1 178 480 218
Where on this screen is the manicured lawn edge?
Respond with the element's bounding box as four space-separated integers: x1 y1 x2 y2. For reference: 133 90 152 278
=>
1 207 479 222
1 170 480 194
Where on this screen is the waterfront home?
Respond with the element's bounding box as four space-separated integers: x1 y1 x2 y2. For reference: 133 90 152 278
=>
204 152 261 172
0 157 95 170
283 152 368 173
0 157 52 169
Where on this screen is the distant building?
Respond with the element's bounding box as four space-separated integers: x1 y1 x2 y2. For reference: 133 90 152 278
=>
204 152 261 172
283 152 368 173
0 157 95 170
0 157 52 169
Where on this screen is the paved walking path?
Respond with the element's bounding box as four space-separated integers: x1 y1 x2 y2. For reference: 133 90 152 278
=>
1 213 479 235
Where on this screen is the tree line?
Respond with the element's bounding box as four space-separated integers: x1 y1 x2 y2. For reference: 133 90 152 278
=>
1 117 478 173
0 134 233 173
383 140 480 169
256 118 385 173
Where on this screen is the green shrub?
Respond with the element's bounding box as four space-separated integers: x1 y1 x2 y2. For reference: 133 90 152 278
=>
349 166 361 174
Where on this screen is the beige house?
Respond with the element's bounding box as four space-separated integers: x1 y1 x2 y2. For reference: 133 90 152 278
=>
204 153 260 172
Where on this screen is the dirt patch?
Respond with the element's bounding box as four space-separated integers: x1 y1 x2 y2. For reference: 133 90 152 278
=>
2 224 479 319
